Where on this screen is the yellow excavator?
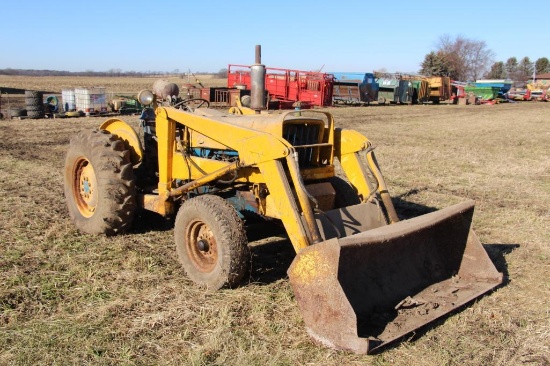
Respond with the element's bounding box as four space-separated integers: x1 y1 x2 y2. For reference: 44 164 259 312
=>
64 46 502 354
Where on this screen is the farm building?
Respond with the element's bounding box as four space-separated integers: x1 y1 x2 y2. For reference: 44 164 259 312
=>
535 72 550 81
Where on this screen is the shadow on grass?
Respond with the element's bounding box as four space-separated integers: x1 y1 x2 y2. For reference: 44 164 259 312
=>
392 193 439 220
131 208 174 234
483 243 519 287
391 186 481 219
245 221 295 286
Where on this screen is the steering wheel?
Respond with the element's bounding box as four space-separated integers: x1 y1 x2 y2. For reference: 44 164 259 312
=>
173 98 210 110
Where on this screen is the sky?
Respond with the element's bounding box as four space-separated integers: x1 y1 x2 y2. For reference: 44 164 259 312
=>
1 1 548 74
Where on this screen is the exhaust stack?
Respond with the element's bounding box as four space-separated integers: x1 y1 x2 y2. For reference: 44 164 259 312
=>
250 45 266 113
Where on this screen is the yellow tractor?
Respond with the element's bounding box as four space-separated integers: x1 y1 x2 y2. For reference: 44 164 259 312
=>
64 47 502 354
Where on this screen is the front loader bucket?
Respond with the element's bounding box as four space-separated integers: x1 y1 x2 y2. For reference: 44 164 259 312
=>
288 200 503 354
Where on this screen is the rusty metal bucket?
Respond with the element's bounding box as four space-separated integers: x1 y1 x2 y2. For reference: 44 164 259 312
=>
288 200 503 354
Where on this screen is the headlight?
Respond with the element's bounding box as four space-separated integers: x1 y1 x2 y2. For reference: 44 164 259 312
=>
137 89 154 106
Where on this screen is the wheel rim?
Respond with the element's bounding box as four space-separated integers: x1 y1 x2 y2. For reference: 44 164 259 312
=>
186 219 218 272
73 157 98 218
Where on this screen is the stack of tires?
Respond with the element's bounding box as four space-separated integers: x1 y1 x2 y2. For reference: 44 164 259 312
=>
10 108 27 118
25 90 44 119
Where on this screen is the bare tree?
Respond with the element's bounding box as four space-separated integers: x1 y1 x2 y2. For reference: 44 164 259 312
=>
434 34 494 81
467 40 495 80
107 68 122 76
216 68 228 78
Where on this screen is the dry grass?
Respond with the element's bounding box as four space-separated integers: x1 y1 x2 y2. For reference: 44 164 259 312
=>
0 76 549 365
0 74 226 93
0 74 226 110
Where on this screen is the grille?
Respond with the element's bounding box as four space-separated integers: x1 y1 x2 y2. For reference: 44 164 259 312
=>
283 123 321 167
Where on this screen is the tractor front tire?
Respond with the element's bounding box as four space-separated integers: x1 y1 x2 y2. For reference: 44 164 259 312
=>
64 129 136 235
175 195 249 290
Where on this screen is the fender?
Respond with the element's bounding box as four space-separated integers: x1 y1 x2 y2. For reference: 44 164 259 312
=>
99 118 144 165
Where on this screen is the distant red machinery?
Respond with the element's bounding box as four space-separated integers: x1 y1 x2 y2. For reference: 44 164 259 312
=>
228 64 334 107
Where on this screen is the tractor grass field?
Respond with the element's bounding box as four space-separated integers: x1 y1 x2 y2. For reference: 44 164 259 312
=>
0 75 549 365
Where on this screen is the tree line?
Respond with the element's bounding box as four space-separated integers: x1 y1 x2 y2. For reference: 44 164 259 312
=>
420 35 548 84
0 68 217 78
4 40 548 86
485 57 549 83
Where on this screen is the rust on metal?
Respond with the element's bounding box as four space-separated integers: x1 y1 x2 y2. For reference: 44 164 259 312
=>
168 161 240 197
288 200 503 354
250 45 266 113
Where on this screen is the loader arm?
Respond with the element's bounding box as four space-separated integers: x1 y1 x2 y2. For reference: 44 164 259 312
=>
334 128 399 223
152 106 321 251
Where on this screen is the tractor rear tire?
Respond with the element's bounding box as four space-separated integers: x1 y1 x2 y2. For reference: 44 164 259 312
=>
175 195 249 290
64 129 136 235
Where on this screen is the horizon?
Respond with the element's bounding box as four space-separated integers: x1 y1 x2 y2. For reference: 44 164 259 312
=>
1 1 548 75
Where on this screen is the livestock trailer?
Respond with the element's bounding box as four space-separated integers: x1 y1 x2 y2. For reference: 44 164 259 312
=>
228 65 334 107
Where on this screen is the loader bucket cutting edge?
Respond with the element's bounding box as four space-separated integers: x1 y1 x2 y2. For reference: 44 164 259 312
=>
288 200 503 354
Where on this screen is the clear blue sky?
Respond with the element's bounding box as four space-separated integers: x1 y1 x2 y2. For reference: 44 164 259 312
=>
1 1 547 74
